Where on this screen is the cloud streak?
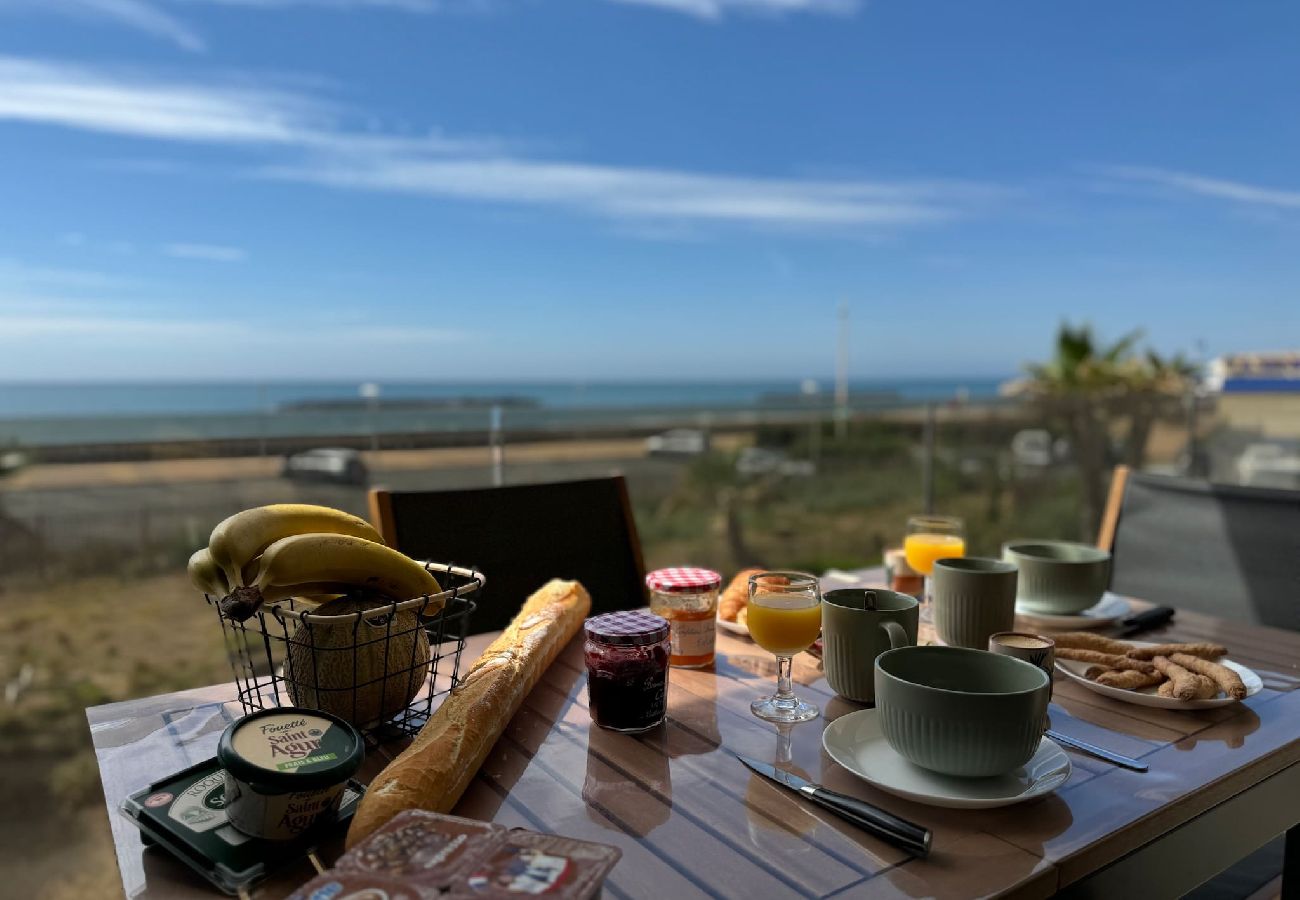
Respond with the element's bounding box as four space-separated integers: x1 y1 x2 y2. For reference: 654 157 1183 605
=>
0 54 996 233
267 156 983 227
1 0 205 52
163 242 249 261
604 0 858 20
1099 166 1300 211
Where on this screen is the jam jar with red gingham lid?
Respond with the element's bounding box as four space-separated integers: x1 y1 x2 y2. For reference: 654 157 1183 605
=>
646 566 722 668
583 611 671 733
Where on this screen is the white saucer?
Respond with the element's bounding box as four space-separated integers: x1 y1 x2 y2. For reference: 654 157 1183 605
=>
716 614 749 636
821 709 1072 809
1055 641 1262 709
1014 592 1131 630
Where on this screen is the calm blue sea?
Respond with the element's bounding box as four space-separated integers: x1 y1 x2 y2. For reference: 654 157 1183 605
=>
0 379 1006 446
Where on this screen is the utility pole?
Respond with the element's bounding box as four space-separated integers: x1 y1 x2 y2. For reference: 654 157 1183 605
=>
834 301 849 440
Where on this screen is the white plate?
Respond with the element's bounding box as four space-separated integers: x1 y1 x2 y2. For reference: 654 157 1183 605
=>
1014 592 1132 630
1055 641 1263 709
821 708 1072 809
716 614 749 636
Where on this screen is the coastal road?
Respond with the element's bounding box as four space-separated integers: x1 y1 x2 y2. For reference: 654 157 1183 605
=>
0 436 750 570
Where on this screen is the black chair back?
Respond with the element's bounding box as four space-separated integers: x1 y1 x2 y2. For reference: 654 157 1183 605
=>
1108 472 1300 631
371 476 647 635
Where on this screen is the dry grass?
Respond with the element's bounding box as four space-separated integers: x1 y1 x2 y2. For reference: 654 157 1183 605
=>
0 571 230 899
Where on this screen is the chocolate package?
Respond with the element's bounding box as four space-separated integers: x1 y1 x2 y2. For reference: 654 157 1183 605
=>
288 811 621 900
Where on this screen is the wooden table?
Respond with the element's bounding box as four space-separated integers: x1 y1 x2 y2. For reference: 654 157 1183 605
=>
89 588 1300 899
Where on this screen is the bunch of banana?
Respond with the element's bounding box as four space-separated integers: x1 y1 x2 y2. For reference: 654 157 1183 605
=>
190 504 441 622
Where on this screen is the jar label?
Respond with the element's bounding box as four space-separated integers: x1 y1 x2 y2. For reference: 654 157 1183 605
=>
669 617 715 658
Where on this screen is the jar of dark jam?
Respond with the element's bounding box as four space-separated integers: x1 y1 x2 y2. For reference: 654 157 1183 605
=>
583 611 670 733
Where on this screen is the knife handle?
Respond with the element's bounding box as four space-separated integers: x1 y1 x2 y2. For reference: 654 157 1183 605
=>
1119 606 1175 637
807 787 932 858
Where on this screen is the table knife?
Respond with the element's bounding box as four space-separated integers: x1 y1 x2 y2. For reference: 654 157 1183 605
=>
736 754 931 857
1045 729 1149 772
1115 606 1175 638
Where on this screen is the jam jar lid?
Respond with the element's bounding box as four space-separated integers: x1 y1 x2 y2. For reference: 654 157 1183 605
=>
584 611 670 647
217 706 365 792
645 567 722 594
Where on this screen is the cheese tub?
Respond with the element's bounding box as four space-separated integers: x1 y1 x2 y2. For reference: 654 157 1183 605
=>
217 707 365 841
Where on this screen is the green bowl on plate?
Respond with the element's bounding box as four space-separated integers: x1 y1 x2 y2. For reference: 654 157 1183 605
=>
1003 540 1111 614
875 646 1050 777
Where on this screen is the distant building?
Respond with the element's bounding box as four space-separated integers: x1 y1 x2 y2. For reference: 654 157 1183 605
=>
1205 351 1300 439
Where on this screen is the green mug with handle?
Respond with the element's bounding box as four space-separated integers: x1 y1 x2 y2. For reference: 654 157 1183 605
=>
822 589 919 703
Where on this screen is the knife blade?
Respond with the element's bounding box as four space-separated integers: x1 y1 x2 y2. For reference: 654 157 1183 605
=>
1044 729 1148 772
736 754 931 858
1115 606 1175 638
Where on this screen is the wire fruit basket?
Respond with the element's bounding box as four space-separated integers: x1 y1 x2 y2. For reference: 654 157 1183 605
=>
205 562 483 746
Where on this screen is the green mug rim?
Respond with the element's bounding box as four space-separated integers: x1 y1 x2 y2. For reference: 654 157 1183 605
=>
1004 541 1111 564
823 588 918 612
931 556 1018 575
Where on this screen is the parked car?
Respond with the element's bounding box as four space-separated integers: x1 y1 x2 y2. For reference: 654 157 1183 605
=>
646 428 710 456
1237 443 1300 489
281 447 369 485
735 447 816 478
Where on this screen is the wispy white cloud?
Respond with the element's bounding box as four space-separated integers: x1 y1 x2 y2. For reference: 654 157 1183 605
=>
1097 166 1300 210
0 56 490 154
604 0 858 20
0 0 205 52
0 57 334 144
0 310 465 344
0 257 136 291
267 156 984 228
178 0 440 9
163 242 248 262
0 54 997 233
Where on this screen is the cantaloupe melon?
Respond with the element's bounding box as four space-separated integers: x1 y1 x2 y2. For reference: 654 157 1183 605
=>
285 595 431 727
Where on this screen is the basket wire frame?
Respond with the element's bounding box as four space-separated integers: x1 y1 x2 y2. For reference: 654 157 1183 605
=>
206 562 481 747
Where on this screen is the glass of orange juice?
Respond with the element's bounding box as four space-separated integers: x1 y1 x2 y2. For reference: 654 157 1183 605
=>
746 571 822 723
904 515 965 612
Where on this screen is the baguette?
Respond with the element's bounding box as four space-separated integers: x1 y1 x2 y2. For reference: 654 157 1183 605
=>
347 579 592 847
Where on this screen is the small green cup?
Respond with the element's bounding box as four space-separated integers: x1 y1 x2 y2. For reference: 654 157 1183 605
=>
931 557 1018 649
822 589 919 703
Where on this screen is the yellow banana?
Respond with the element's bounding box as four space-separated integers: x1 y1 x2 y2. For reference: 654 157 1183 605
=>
208 504 384 587
219 533 440 621
188 548 229 597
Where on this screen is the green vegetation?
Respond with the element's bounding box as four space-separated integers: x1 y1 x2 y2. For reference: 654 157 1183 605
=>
1019 323 1196 533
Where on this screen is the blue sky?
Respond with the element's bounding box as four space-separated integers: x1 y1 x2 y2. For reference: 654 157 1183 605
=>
0 0 1297 381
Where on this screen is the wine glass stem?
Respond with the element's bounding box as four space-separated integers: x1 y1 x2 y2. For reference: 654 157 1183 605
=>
775 655 795 705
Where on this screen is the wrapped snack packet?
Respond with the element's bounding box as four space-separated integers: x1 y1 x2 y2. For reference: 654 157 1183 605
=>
448 831 621 899
288 811 621 900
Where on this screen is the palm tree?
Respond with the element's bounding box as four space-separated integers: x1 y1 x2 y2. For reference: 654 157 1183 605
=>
1021 324 1195 536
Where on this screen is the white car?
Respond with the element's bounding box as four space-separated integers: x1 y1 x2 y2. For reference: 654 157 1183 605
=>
281 448 368 485
646 429 710 456
1237 443 1300 489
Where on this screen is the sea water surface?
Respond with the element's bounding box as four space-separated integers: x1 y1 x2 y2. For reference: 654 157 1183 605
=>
0 379 1005 446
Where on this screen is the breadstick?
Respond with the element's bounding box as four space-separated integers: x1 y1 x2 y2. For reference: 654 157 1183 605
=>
1056 648 1156 672
1170 653 1247 700
1126 642 1227 661
1151 656 1201 700
1156 674 1218 700
1096 669 1164 690
1083 665 1112 680
1051 633 1135 655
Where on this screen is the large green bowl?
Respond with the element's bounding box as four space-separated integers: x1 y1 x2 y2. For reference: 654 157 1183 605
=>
875 646 1049 777
1003 540 1111 614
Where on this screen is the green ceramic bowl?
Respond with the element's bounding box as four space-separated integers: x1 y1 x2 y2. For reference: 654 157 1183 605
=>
875 646 1050 777
1003 540 1111 614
